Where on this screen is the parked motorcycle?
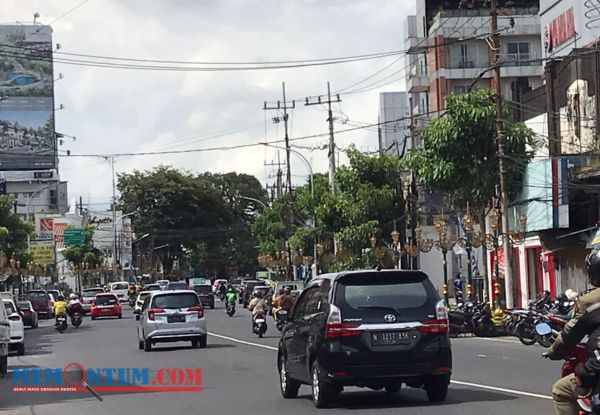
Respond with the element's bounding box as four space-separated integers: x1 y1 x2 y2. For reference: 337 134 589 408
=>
71 311 82 328
226 303 235 317
252 311 268 338
55 314 68 333
275 309 288 332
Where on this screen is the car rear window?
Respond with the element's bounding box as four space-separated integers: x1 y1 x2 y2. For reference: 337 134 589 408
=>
152 293 199 309
138 292 151 301
3 301 15 315
17 301 30 310
168 282 188 290
335 273 434 311
194 286 211 294
111 283 128 290
96 296 118 305
83 290 103 297
27 292 46 300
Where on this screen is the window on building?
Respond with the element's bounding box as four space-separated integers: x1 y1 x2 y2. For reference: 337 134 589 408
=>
506 42 530 64
451 44 478 69
453 85 468 95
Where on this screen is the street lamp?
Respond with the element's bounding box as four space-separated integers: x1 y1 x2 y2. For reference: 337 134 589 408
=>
486 203 527 307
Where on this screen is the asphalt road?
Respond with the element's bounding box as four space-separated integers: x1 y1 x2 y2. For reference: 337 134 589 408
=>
0 300 561 415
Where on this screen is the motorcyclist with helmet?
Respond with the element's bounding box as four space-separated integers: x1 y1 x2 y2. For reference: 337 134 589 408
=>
67 293 83 317
225 286 237 310
248 290 267 316
53 295 69 327
545 248 600 415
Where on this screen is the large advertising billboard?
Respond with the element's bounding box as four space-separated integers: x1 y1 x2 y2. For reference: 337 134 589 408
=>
0 25 55 170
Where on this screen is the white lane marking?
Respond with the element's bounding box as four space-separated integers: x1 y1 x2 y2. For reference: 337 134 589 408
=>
208 331 552 400
477 354 487 358
451 380 552 400
208 332 278 351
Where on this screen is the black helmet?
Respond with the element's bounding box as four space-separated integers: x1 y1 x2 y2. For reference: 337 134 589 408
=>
57 295 65 301
586 248 600 287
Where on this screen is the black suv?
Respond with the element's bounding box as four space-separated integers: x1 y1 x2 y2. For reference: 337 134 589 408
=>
277 270 451 408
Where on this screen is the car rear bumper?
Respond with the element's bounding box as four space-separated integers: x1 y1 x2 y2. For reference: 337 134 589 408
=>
199 297 214 307
146 327 207 342
82 304 92 311
318 351 452 385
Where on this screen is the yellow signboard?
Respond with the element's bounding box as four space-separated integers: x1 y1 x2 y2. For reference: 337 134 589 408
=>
30 242 55 265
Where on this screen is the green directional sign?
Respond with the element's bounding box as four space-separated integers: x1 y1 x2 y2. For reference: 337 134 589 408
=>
64 227 85 246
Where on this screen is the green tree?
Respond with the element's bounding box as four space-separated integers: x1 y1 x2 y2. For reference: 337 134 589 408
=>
0 196 32 264
403 89 535 211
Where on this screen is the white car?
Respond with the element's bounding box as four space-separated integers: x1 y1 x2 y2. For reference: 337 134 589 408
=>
212 279 228 293
110 281 130 303
156 280 170 291
134 291 152 316
0 299 9 376
3 300 24 355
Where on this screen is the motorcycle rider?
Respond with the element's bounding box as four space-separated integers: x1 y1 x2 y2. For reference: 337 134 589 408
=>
273 287 294 320
545 248 600 415
248 290 267 318
67 293 83 318
225 286 237 310
218 281 227 299
53 295 68 326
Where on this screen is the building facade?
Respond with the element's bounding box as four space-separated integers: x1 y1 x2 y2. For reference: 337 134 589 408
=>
405 0 543 121
378 92 411 154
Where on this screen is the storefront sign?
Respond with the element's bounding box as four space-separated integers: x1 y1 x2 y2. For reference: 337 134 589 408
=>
544 7 576 53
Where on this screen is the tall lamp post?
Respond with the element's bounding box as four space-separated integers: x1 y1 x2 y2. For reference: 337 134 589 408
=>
486 205 527 307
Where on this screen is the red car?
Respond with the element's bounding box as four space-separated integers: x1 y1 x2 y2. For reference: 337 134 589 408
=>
90 293 122 320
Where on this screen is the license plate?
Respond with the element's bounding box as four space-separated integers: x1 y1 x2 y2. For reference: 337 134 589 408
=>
168 315 185 323
371 331 410 346
255 319 265 323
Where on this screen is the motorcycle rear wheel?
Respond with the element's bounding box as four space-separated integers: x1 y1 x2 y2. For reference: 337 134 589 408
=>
517 326 536 346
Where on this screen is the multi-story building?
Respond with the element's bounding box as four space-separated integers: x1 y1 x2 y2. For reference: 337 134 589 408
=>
378 92 411 154
1 170 68 219
405 0 543 121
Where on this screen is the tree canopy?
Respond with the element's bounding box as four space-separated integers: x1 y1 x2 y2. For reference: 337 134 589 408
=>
117 166 267 277
403 89 535 211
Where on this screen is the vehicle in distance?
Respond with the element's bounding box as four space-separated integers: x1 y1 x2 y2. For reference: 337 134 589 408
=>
212 279 228 293
91 293 122 320
277 270 451 408
156 280 170 291
16 301 38 328
137 290 207 352
193 285 215 309
272 281 304 302
166 281 189 291
25 290 52 319
3 299 24 355
134 291 152 318
143 284 161 292
81 288 105 313
240 280 263 307
109 282 129 303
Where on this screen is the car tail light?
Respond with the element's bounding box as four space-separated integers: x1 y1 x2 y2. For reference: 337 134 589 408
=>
148 308 165 321
9 315 21 321
187 306 204 318
418 319 448 333
324 304 364 339
435 299 448 320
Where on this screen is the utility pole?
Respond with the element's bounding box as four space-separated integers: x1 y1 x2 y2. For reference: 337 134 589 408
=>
491 0 513 308
264 152 285 199
304 81 341 194
110 156 118 270
264 83 295 280
408 96 419 271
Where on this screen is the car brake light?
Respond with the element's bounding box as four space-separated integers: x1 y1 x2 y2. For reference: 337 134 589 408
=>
9 315 21 321
187 305 204 318
418 319 449 333
148 308 165 321
324 304 364 339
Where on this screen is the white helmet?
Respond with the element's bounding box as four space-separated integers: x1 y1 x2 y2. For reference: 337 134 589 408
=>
69 293 77 300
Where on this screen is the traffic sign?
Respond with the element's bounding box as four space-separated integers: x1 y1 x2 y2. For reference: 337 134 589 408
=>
63 227 85 246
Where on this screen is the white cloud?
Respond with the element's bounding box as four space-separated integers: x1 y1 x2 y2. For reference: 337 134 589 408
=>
5 0 415 205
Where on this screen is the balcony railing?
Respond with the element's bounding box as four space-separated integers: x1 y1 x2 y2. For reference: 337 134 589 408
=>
499 53 540 67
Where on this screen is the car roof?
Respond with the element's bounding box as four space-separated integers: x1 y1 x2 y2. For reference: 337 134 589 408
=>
96 292 117 296
311 269 428 283
84 288 104 291
150 289 195 297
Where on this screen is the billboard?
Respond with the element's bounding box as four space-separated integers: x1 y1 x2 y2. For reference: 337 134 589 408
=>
0 25 55 170
30 240 55 265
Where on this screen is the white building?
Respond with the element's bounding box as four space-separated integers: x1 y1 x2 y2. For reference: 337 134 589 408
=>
378 92 411 154
1 170 68 219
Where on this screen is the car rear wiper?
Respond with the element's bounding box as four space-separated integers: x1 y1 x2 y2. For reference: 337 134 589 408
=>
357 305 401 314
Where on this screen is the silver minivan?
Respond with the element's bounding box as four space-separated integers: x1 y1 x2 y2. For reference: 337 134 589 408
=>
136 290 207 352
